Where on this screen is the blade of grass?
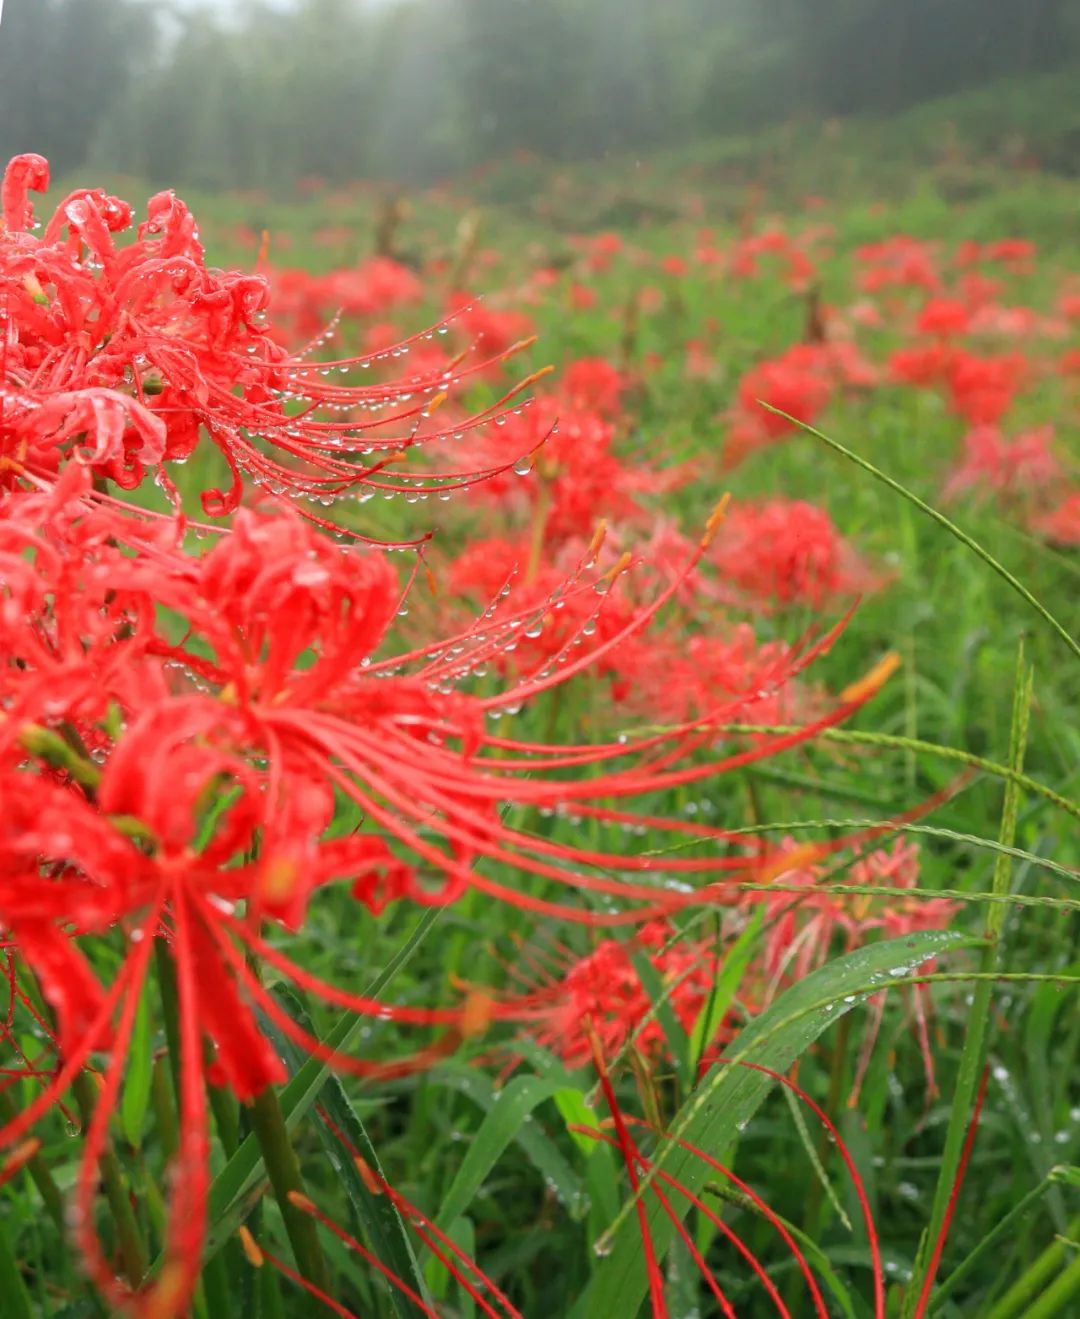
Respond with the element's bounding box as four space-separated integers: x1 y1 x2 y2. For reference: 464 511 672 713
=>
264 987 433 1319
0 1207 34 1319
571 928 981 1318
173 906 445 1271
767 407 1080 664
905 640 1033 1314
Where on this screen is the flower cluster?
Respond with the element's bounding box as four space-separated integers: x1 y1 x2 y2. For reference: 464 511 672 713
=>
1 156 914 1316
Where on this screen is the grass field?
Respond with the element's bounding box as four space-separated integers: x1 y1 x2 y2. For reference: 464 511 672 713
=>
7 76 1080 1317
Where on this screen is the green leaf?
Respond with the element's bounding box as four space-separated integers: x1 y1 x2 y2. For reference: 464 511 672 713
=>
553 1087 605 1159
688 907 762 1072
431 1070 582 1230
160 906 445 1274
571 929 981 1318
121 985 153 1149
265 987 432 1319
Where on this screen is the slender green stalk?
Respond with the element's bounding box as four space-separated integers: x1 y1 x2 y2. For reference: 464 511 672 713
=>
907 642 1033 1313
715 724 1080 823
0 1088 65 1231
986 1213 1080 1319
784 1014 852 1314
1018 1249 1080 1319
769 408 1080 664
150 1056 178 1160
931 1179 1072 1313
0 1205 35 1319
247 1086 330 1294
71 1071 149 1285
983 1215 1080 1319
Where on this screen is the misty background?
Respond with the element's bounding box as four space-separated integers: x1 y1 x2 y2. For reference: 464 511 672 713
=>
0 0 1078 193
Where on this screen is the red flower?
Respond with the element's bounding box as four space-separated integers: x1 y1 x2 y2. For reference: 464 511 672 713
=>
943 425 1061 503
0 155 532 521
1031 491 1080 545
710 499 883 608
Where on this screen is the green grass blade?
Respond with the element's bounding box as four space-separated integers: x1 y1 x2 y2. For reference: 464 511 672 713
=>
571 928 981 1318
0 1209 34 1319
906 641 1033 1314
768 407 1080 665
263 986 433 1319
431 1070 579 1230
170 907 445 1272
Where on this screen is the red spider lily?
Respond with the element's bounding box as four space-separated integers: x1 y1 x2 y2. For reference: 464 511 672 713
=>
734 348 834 436
527 919 722 1068
1031 490 1080 545
447 395 688 542
561 355 626 417
724 340 878 467
709 498 884 609
265 256 423 341
944 350 1027 426
609 626 813 726
445 532 637 677
916 297 973 338
889 342 956 388
749 837 955 1098
0 154 538 522
856 236 941 293
943 424 1062 504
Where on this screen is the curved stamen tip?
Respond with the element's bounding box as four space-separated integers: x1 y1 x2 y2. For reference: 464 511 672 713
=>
238 1226 265 1269
589 519 608 555
427 390 448 414
354 1156 383 1196
0 1138 41 1187
756 841 825 884
142 1262 188 1319
604 551 634 583
462 990 495 1039
286 1189 317 1214
840 650 901 705
702 492 732 547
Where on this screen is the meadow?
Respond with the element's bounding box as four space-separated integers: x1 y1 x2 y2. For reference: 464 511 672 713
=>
2 77 1079 1318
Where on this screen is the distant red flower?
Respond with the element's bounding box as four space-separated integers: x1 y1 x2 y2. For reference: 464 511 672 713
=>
561 356 625 416
710 499 883 609
529 919 722 1068
916 298 972 338
944 350 1026 425
1031 491 1080 545
943 425 1061 503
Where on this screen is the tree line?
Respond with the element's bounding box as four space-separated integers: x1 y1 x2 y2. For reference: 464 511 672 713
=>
1 0 1076 191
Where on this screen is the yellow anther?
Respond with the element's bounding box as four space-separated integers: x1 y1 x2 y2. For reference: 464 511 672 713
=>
354 1156 383 1196
702 493 732 548
840 651 901 705
238 1226 264 1268
756 842 824 884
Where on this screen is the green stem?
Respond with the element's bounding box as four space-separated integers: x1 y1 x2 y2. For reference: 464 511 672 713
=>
907 642 1033 1314
785 1013 851 1314
930 1175 1067 1312
0 1205 34 1319
150 1056 178 1161
71 1071 148 1285
716 724 1080 823
1018 1248 1080 1319
0 1088 65 1231
247 1086 330 1294
984 1216 1080 1319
